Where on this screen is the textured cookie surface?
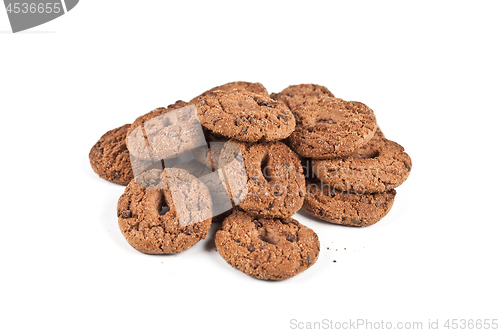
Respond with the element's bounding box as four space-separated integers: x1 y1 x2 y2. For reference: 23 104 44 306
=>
191 81 269 104
117 168 212 254
219 140 306 218
126 101 205 161
312 129 411 193
302 178 396 227
215 210 320 280
196 90 295 142
287 97 377 159
271 84 335 111
89 124 134 185
191 130 229 170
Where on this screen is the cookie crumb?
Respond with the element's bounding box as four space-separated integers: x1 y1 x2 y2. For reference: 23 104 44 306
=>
333 260 337 263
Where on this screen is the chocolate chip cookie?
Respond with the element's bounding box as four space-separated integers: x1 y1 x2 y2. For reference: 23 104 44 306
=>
215 210 320 280
191 81 269 104
312 128 411 193
302 177 396 227
196 90 295 142
270 83 335 111
286 97 378 159
191 130 229 170
218 140 306 218
126 101 206 161
117 168 212 254
89 124 134 185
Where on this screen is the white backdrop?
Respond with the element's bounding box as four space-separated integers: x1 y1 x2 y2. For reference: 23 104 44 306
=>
1 1 499 332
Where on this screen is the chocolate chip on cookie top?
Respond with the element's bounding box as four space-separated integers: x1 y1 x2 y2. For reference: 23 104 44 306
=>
117 168 212 254
215 210 320 280
89 124 134 185
286 96 377 159
302 177 396 227
191 81 269 104
126 100 206 161
312 128 412 193
270 84 335 111
218 140 306 218
196 90 295 142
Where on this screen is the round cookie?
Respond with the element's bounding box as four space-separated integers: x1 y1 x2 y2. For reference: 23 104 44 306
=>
270 83 335 111
89 124 134 185
215 210 320 280
117 168 212 254
218 140 306 218
126 100 205 161
190 81 269 104
286 96 377 159
302 177 396 227
196 90 295 142
312 128 411 193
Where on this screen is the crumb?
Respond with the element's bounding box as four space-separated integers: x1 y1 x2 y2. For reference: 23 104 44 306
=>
333 260 337 263
344 248 346 250
327 247 330 250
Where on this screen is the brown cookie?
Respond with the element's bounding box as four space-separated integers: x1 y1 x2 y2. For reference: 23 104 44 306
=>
270 84 335 111
126 101 206 161
89 124 134 185
302 177 396 227
117 168 212 254
190 81 269 104
312 129 411 193
215 210 320 280
196 90 295 142
173 160 235 223
286 96 377 159
191 130 229 170
219 140 306 218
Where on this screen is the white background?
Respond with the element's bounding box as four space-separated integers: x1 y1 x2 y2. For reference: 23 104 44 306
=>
1 1 499 332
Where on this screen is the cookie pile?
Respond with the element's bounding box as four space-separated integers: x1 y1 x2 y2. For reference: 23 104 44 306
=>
89 81 411 281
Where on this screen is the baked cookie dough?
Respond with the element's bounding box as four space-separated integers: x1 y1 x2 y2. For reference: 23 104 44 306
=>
89 124 134 185
302 177 396 227
126 101 205 161
312 128 411 193
270 83 335 111
218 140 306 218
117 168 212 254
191 81 269 104
286 97 377 159
215 210 320 280
196 90 295 142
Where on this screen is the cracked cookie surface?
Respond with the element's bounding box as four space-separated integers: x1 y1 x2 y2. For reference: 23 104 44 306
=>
286 96 377 159
219 140 306 218
215 210 320 280
190 81 269 104
270 83 335 111
126 101 205 161
117 168 212 254
196 90 295 142
302 177 396 227
312 128 411 193
89 124 134 185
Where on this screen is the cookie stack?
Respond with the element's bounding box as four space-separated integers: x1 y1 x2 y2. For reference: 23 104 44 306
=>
89 81 411 281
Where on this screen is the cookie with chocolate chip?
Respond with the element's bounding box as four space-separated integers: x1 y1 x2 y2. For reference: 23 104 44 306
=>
126 101 206 161
191 81 269 104
218 140 306 218
270 83 335 111
196 90 295 142
215 210 320 280
312 128 411 193
89 124 134 185
302 177 396 227
286 96 377 159
117 168 212 254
